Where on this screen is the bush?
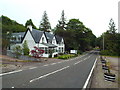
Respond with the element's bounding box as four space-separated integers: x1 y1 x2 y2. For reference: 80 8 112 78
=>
57 54 76 59
59 53 64 55
13 45 22 58
100 50 118 56
49 54 52 58
77 50 82 54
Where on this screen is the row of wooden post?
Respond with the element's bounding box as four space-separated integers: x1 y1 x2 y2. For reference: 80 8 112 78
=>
100 56 116 82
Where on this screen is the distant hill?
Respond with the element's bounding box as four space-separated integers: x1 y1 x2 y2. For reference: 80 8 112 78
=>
1 15 26 33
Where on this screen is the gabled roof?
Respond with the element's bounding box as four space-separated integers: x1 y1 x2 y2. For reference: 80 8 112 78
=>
55 35 62 44
11 28 64 44
11 32 25 43
31 29 44 43
45 32 54 43
12 32 25 37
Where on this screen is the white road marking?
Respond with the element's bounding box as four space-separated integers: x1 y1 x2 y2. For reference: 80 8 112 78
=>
0 70 22 76
82 58 98 89
74 61 81 65
51 63 56 65
57 62 61 63
11 87 14 88
29 67 37 70
43 64 49 67
30 66 70 83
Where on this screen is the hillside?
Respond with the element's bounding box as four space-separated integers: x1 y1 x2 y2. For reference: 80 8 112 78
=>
1 15 26 33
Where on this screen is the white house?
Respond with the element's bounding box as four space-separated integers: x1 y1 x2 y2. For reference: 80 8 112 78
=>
9 25 65 57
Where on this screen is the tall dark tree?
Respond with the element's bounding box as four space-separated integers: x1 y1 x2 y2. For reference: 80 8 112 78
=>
55 18 96 52
25 19 37 29
56 10 66 31
98 19 119 56
39 11 51 32
108 19 117 34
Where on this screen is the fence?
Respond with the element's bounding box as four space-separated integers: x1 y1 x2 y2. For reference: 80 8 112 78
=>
7 50 42 61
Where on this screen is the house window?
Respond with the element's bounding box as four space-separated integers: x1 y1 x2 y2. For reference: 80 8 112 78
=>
18 35 21 41
39 47 44 50
42 37 45 43
11 36 16 41
45 47 48 54
59 47 61 52
62 47 64 52
52 39 56 44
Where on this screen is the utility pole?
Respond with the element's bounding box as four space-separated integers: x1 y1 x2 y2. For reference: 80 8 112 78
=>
103 33 104 50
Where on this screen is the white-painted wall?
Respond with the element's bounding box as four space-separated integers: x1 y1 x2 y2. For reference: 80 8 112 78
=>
22 30 36 51
52 36 57 45
39 33 47 43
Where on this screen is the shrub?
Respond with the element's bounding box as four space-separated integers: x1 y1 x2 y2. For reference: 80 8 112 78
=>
100 50 118 56
22 40 29 55
49 54 52 58
13 45 22 58
77 50 82 54
57 54 76 59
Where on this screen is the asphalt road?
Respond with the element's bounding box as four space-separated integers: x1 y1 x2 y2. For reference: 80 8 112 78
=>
2 51 99 88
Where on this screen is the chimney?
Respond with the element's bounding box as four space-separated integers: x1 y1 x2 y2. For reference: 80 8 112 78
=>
27 25 32 31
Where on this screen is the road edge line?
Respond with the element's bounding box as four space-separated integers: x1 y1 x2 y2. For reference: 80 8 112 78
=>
82 57 98 89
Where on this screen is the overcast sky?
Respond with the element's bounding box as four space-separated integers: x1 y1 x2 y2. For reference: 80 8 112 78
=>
0 0 119 37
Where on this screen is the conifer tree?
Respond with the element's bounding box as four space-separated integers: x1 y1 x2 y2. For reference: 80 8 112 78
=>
39 11 51 32
56 10 67 31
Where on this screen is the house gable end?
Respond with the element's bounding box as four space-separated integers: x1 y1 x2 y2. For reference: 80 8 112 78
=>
39 32 48 43
22 28 36 44
52 36 57 45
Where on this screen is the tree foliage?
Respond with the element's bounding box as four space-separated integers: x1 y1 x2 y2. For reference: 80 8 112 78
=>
25 19 37 29
13 45 22 58
55 10 67 31
22 40 30 55
55 18 96 52
1 15 26 54
39 11 51 32
98 19 119 56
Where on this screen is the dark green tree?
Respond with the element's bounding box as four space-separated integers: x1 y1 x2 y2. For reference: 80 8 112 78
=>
99 19 119 56
55 18 96 52
25 19 37 29
39 11 51 32
56 10 66 31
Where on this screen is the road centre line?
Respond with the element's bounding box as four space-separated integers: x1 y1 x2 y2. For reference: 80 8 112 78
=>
0 70 22 76
74 61 82 65
51 63 56 65
29 67 37 70
43 64 49 66
30 66 70 83
11 86 14 88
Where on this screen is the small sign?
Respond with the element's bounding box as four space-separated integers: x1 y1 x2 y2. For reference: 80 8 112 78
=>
70 50 77 54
